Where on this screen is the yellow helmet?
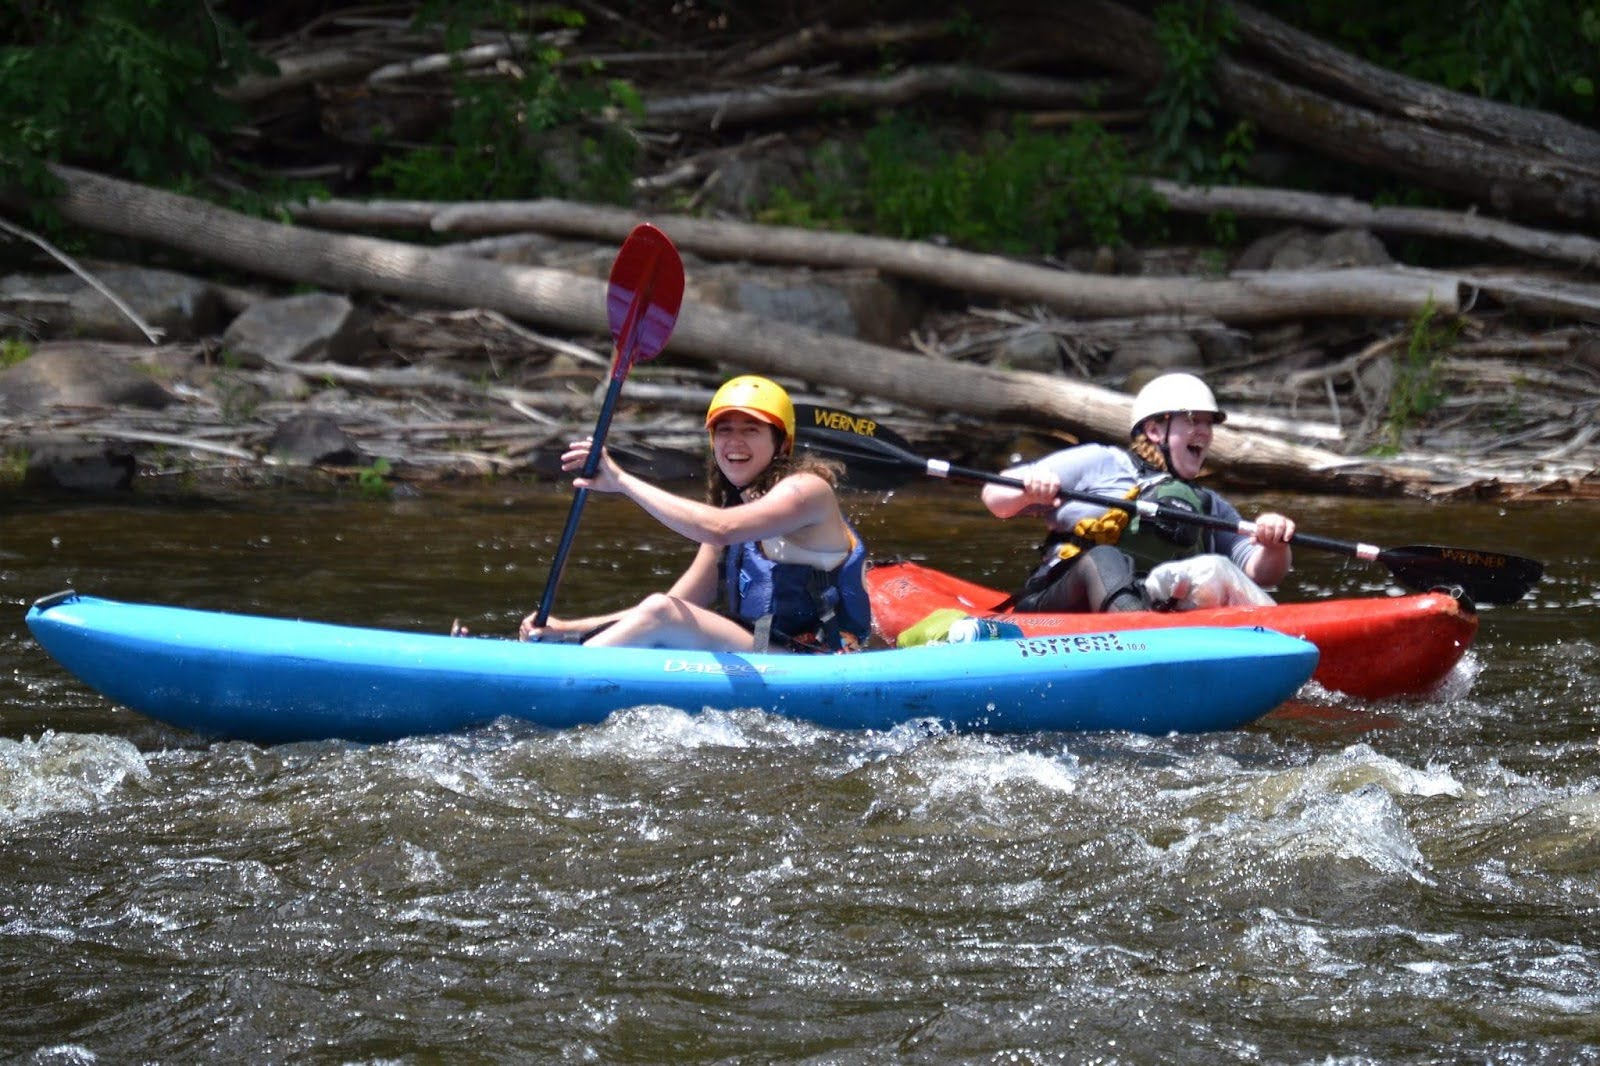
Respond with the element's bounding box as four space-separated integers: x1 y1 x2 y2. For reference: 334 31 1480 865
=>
705 375 796 448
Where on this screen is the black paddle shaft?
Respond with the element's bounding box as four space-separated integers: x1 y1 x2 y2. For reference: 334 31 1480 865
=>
794 408 1544 605
533 225 684 631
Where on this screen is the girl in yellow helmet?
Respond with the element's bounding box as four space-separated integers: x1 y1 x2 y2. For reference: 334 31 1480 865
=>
520 375 871 651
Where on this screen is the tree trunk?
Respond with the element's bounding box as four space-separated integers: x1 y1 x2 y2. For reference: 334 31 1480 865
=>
31 164 1424 494
225 48 381 103
641 65 1124 129
719 18 955 77
1146 180 1600 271
287 196 1462 323
1226 1 1600 170
1032 0 1600 225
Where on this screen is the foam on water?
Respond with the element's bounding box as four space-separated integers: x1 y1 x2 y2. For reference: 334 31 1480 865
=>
1240 906 1359 978
1148 744 1466 890
557 705 817 759
0 730 148 824
1445 780 1600 878
911 741 1079 805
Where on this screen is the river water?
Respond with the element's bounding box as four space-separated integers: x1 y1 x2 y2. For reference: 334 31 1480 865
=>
1 482 1596 1063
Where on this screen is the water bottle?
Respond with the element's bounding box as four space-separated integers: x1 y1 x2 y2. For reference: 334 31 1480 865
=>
947 618 1025 643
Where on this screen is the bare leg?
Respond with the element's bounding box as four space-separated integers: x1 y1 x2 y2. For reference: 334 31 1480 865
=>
582 593 757 650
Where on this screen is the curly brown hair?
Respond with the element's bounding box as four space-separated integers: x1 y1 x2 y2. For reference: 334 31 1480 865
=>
704 426 844 506
1129 434 1168 472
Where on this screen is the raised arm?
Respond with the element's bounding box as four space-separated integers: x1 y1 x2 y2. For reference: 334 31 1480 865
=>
563 438 838 546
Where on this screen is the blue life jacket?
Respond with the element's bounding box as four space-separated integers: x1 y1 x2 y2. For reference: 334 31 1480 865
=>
722 525 871 651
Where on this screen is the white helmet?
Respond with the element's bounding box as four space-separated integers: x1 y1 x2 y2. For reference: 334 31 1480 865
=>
1128 372 1227 437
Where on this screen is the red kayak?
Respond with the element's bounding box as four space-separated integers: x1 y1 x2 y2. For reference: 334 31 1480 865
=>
867 560 1478 700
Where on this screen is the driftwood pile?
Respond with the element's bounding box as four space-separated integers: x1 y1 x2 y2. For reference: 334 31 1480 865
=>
2 1 1598 499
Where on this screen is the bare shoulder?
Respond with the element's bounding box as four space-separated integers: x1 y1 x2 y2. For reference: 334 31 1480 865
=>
773 470 836 498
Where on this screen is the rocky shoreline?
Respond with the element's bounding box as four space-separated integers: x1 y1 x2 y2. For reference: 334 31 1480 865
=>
6 3 1600 503
2 232 1597 502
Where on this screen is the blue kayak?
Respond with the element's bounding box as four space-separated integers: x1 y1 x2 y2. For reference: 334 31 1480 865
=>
25 591 1318 744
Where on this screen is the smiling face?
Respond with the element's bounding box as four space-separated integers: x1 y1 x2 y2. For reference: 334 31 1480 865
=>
1142 411 1215 480
710 412 783 489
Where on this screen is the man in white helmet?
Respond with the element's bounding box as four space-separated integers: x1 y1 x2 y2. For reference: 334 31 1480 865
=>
981 372 1297 613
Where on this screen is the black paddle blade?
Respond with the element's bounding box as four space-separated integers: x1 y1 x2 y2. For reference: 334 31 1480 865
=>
1378 545 1544 605
794 404 919 489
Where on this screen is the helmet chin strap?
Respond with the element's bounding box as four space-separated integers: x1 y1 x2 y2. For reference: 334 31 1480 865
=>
1156 416 1180 478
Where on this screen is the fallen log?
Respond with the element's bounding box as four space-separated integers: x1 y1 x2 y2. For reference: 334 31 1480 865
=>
1036 0 1600 225
1146 180 1600 273
718 18 955 78
639 64 1120 130
1227 1 1600 170
286 195 1461 323
24 164 1431 494
1457 271 1600 321
224 48 384 103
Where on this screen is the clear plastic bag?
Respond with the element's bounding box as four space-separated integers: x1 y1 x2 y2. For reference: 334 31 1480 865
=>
1145 555 1276 611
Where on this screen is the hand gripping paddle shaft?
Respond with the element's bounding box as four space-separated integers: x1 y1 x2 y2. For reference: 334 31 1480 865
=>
533 224 685 629
794 403 1544 606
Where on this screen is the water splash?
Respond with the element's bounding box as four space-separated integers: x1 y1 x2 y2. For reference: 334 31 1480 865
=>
0 730 148 824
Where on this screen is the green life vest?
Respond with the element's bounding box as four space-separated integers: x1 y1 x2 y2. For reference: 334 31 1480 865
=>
1116 475 1208 575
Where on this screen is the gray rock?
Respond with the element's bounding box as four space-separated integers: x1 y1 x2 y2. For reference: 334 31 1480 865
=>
1235 227 1391 271
691 264 922 346
1576 334 1600 372
1195 327 1249 366
0 345 175 413
266 413 367 466
1317 228 1393 268
22 441 137 493
704 155 800 216
1102 332 1203 380
992 331 1062 373
221 293 372 367
0 266 226 342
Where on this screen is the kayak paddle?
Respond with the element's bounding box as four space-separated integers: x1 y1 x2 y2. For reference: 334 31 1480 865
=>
533 223 685 630
794 403 1544 606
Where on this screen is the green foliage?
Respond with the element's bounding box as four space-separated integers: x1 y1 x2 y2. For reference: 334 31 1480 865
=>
1378 301 1456 453
211 350 259 424
413 0 584 46
0 0 265 204
1263 0 1598 117
940 9 986 45
0 447 27 487
762 116 1160 254
357 458 394 500
755 141 856 229
211 165 331 224
370 6 640 203
0 338 31 368
1146 1 1254 183
1197 122 1256 244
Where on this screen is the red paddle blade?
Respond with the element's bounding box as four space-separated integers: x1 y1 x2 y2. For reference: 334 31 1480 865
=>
606 223 684 379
